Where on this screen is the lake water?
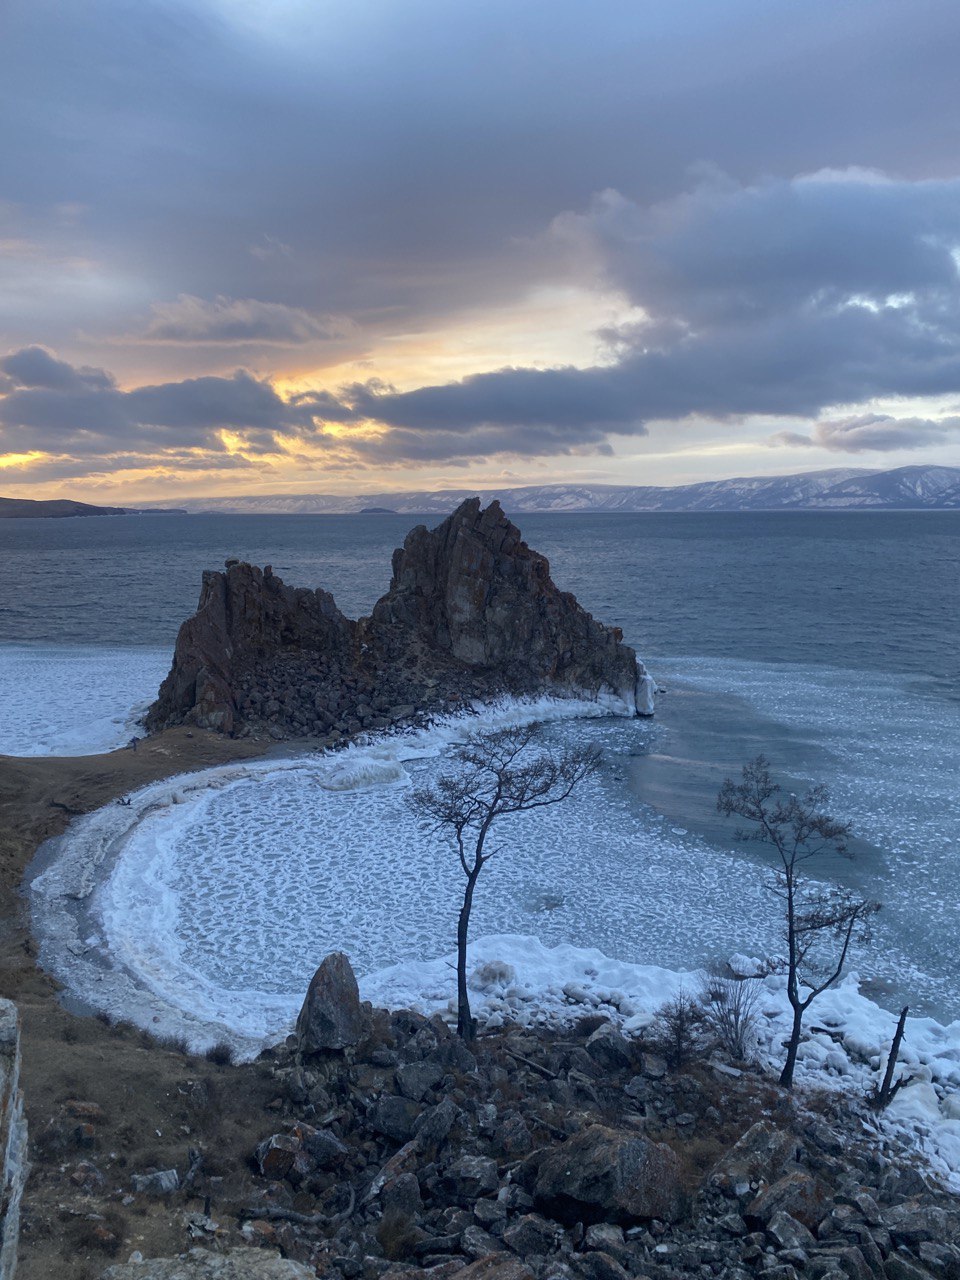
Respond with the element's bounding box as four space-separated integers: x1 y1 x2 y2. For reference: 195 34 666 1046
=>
6 509 960 1028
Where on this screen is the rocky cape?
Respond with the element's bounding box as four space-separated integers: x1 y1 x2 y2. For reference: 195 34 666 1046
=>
146 500 653 739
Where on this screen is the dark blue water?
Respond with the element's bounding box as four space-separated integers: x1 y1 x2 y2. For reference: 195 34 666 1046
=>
2 511 958 691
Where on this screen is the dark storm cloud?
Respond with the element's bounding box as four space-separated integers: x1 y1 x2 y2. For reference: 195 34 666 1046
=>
3 0 960 342
324 170 960 457
2 0 960 475
560 175 960 325
772 414 960 453
0 346 115 392
0 356 348 455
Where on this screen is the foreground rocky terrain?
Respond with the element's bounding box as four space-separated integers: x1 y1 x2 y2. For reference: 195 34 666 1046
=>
146 499 649 738
26 954 958 1280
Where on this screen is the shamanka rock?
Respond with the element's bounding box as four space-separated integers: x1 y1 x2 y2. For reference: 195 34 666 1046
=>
146 499 652 737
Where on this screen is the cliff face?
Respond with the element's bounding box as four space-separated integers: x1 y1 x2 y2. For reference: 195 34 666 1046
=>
148 564 356 734
370 498 640 704
147 499 649 737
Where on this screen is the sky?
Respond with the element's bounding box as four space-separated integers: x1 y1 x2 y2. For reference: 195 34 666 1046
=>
2 0 960 501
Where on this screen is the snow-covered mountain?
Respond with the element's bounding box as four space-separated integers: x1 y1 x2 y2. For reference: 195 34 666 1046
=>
151 465 960 515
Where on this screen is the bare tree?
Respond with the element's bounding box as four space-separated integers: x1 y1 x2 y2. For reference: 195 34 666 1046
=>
409 723 600 1041
717 755 880 1089
869 1006 911 1111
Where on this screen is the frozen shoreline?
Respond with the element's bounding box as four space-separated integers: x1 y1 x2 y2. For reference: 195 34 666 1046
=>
27 692 637 1052
25 689 960 1193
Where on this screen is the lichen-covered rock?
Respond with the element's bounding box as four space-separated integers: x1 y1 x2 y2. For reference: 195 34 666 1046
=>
706 1121 799 1199
533 1123 684 1224
295 951 363 1053
101 1248 314 1279
146 500 649 738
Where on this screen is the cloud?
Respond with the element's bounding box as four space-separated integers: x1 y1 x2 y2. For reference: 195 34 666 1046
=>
771 413 960 453
249 235 294 261
0 345 115 391
6 167 960 477
6 0 960 358
313 169 960 456
0 352 344 456
552 172 960 325
138 295 355 346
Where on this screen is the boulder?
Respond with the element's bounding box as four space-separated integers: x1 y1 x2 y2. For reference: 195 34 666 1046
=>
502 1213 565 1256
585 1024 634 1072
883 1202 960 1247
254 1133 299 1180
442 1154 500 1201
296 952 363 1053
397 1061 444 1102
766 1210 817 1252
131 1168 179 1195
707 1122 799 1199
746 1171 831 1230
533 1124 684 1224
371 1095 421 1144
447 1256 535 1280
101 1248 315 1278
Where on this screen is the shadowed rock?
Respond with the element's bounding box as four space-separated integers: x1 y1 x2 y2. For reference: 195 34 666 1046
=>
147 562 355 735
296 952 364 1054
147 499 650 737
533 1124 684 1224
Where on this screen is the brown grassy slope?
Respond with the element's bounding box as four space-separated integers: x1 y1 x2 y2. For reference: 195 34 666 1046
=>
0 729 270 1279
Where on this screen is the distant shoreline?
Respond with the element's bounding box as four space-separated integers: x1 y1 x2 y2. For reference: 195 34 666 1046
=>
0 497 187 519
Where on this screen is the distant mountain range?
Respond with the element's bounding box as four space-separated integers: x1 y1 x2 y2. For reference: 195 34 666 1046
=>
7 464 959 519
140 464 960 515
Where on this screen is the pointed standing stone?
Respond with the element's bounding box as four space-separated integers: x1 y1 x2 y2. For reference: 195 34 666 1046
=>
295 952 363 1053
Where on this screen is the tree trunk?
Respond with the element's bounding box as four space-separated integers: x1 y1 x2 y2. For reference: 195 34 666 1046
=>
456 870 480 1041
871 1006 909 1110
779 1002 804 1089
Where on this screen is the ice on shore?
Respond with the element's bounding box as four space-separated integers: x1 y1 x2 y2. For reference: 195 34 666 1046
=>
0 644 170 756
26 682 960 1191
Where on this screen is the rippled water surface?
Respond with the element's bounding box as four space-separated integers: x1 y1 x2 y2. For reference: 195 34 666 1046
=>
2 511 958 688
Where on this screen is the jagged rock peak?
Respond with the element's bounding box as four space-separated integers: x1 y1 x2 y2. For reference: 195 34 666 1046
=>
371 498 642 703
146 561 355 735
146 500 650 738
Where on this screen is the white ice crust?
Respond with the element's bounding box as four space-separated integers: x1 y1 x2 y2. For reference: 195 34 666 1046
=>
635 660 657 716
0 644 170 756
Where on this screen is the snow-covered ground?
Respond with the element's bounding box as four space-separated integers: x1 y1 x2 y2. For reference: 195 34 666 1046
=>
366 934 960 1194
0 644 170 756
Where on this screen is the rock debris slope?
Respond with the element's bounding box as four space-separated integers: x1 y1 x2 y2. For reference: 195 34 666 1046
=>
147 499 651 738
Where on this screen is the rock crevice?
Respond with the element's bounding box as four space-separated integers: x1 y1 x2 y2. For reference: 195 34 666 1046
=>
147 500 651 737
